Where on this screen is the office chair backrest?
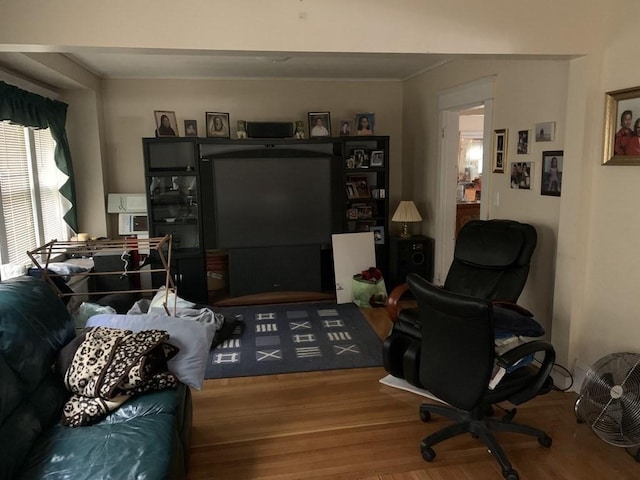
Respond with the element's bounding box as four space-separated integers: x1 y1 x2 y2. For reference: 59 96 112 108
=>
443 219 537 302
409 273 495 411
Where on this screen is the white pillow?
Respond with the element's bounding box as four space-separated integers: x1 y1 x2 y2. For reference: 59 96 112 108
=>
86 313 208 390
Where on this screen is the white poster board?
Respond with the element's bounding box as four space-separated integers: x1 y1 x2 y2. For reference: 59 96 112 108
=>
331 232 376 304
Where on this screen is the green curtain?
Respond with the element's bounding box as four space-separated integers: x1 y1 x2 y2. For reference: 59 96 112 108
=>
0 80 78 233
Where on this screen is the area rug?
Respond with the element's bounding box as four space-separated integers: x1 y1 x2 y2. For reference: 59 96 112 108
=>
205 302 383 379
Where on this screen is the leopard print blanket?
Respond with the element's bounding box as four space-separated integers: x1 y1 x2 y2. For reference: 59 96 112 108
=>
61 326 178 427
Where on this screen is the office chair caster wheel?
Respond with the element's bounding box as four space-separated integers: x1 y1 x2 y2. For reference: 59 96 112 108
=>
502 469 519 480
420 445 436 462
538 435 552 448
419 408 431 422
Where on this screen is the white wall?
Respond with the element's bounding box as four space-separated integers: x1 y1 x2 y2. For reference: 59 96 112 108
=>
0 1 600 56
403 58 570 343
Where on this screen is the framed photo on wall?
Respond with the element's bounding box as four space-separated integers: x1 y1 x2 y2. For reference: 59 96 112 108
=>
535 121 555 142
541 150 563 196
517 129 530 154
510 161 533 190
603 85 640 165
154 110 178 137
308 112 331 137
493 128 507 173
206 112 230 138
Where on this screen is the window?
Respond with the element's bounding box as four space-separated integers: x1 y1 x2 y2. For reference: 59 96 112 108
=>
0 121 69 265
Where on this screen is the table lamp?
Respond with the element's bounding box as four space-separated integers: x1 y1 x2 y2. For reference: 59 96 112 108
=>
391 201 422 238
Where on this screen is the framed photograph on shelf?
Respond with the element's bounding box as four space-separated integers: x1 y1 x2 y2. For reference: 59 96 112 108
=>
370 150 384 167
356 205 373 219
355 113 375 135
603 86 640 165
353 149 367 168
349 175 370 198
357 221 375 232
308 111 331 137
206 112 230 138
371 226 385 244
339 120 352 136
541 150 563 196
346 208 358 220
184 120 197 137
154 110 178 137
345 182 357 199
510 161 533 190
517 130 530 154
535 121 555 142
493 128 507 173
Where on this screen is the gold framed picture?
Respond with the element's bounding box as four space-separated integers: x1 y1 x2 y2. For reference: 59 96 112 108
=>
603 86 640 165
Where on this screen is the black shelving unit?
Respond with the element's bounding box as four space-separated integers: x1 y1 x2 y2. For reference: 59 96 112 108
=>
142 138 207 302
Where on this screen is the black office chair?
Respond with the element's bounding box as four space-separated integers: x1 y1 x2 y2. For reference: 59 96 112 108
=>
408 273 555 480
383 219 539 387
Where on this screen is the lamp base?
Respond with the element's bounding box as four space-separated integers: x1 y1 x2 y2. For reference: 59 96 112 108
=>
400 222 411 238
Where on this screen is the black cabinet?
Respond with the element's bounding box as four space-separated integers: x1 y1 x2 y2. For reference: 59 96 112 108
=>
142 138 207 303
143 136 391 301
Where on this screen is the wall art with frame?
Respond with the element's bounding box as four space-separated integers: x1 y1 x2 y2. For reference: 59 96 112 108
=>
603 85 640 165
510 161 533 190
493 128 507 173
541 150 563 196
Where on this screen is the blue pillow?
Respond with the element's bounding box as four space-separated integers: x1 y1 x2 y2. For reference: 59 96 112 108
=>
493 305 545 337
87 314 208 390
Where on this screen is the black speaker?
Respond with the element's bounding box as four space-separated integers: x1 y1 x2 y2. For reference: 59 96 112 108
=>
246 121 294 138
389 235 434 287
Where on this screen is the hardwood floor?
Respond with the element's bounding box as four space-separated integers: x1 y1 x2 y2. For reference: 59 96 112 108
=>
187 307 638 479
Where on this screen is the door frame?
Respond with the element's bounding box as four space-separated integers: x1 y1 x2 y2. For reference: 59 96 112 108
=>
434 77 495 284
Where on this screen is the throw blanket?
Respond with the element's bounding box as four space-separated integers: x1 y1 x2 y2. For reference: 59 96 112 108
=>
60 326 178 427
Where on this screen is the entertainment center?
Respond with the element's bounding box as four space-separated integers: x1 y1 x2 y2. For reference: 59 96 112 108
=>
142 136 390 303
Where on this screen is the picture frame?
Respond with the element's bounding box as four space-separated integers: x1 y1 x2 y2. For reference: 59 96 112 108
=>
370 150 384 167
356 204 373 219
357 221 375 232
517 129 530 154
541 150 563 196
345 182 357 199
603 86 640 165
510 161 533 190
535 121 555 142
206 112 230 138
184 120 197 137
353 149 366 168
237 120 247 139
308 112 331 137
339 120 352 136
355 113 375 135
294 120 306 139
154 110 178 137
371 226 385 245
346 208 358 220
349 175 370 198
493 129 507 173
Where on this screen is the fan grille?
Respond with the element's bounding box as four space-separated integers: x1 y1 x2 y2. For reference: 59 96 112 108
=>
575 352 640 447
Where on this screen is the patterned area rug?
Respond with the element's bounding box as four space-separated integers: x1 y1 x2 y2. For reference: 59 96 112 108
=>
205 302 383 379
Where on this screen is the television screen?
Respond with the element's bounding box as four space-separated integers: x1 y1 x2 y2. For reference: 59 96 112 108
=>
212 156 333 248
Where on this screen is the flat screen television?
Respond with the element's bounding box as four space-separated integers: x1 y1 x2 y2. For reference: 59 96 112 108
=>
212 155 333 249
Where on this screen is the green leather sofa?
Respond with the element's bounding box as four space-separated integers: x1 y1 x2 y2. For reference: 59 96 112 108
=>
0 276 192 480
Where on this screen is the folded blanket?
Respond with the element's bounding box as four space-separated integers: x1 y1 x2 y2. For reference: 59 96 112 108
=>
59 326 178 427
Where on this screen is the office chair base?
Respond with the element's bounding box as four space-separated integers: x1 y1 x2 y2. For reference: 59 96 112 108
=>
419 403 551 480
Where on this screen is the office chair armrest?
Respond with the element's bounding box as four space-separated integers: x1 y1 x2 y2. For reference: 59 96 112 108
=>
492 300 533 317
497 340 556 404
386 283 410 323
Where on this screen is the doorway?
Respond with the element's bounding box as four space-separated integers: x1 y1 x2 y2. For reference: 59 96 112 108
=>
434 77 494 284
456 107 484 237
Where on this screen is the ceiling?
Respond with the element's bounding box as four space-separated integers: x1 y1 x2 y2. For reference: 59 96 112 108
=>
61 50 455 81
